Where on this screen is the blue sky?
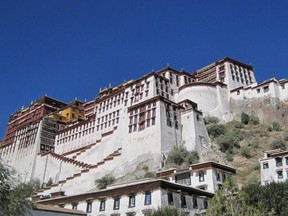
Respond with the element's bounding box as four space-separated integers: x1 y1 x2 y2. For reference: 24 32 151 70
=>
1 0 288 139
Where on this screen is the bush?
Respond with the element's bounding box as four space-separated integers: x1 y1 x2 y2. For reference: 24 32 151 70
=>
240 146 252 158
226 151 234 162
167 146 199 167
271 122 282 131
251 162 260 170
217 129 243 153
204 116 220 125
284 134 288 141
144 171 155 178
184 151 199 165
46 178 53 187
241 112 249 125
207 124 226 138
249 140 260 149
95 175 116 189
249 115 259 125
167 146 188 166
270 139 286 150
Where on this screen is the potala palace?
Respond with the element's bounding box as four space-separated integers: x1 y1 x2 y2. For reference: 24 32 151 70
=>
1 57 287 216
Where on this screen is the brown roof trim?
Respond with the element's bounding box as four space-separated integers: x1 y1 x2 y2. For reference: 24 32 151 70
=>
269 151 288 158
33 204 86 215
156 67 196 78
191 162 236 174
36 180 214 205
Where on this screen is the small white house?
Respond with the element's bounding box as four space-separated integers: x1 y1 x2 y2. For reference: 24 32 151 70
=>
260 149 288 185
156 161 236 193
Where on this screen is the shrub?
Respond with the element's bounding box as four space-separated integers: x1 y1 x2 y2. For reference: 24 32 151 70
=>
284 134 288 141
217 129 242 152
272 122 282 131
249 140 260 149
144 171 156 178
167 145 188 166
204 116 220 125
240 146 252 158
184 151 199 165
95 175 116 189
225 151 234 162
249 115 259 125
270 139 286 150
207 124 226 138
226 120 244 129
46 178 53 187
241 112 249 125
251 162 260 170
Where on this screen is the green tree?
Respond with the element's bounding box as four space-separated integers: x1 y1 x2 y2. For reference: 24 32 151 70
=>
184 150 199 165
0 162 36 216
249 115 260 125
207 123 226 138
243 182 288 216
167 145 188 166
206 177 266 216
95 175 116 190
166 146 199 167
241 112 249 125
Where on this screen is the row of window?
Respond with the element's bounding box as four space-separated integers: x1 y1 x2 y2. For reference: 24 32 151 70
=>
57 128 95 144
128 103 157 133
263 157 288 169
58 121 95 138
167 192 207 209
165 104 179 129
69 192 152 213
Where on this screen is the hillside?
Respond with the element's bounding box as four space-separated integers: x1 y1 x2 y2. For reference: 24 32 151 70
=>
201 117 288 187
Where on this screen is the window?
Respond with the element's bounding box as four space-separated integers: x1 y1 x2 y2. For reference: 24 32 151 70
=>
181 195 187 208
86 201 92 213
216 172 221 181
144 191 151 205
199 171 205 182
175 173 191 185
256 88 260 93
99 200 105 211
286 157 288 165
113 197 120 210
167 192 173 205
129 194 136 208
204 199 208 209
223 173 226 182
276 158 283 167
277 170 283 179
263 162 269 169
193 197 198 209
263 86 269 93
72 203 78 210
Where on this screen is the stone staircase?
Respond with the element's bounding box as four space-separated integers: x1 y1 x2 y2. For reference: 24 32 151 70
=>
35 148 122 199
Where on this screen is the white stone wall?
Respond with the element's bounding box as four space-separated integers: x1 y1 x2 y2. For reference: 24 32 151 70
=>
177 84 229 120
181 110 210 152
0 121 43 181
